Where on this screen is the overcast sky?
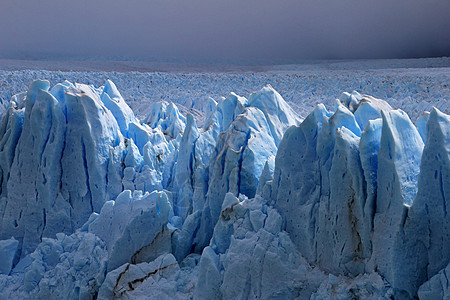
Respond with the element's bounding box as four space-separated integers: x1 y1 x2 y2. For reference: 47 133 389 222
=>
1 0 449 64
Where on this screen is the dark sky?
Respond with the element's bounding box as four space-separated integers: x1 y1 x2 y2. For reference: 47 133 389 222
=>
1 0 449 64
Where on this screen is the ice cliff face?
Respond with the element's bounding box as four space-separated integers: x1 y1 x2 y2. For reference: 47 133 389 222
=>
0 80 177 260
271 94 449 298
0 80 448 299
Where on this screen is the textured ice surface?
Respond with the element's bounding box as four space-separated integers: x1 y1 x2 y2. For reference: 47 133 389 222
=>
392 108 450 297
98 253 199 300
0 77 448 299
0 80 128 257
418 263 450 300
371 109 425 297
0 237 18 274
0 79 181 261
310 273 390 300
195 86 300 252
0 232 107 299
270 91 449 297
1 59 448 124
144 101 186 139
196 193 327 299
86 189 171 271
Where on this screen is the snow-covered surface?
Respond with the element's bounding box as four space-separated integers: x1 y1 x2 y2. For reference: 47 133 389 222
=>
0 58 448 125
0 58 449 299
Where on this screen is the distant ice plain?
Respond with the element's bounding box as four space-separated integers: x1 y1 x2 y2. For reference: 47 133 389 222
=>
0 57 448 125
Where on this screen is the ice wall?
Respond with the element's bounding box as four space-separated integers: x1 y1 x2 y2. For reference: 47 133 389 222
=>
271 93 449 298
0 81 448 299
0 80 179 260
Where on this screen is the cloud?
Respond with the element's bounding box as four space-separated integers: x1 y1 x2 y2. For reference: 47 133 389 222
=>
1 0 449 63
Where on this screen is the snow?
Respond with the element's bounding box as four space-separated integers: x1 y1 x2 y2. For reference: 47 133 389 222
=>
0 59 449 299
0 59 448 126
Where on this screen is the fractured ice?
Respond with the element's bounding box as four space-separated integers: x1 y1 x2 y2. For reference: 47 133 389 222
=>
0 79 448 299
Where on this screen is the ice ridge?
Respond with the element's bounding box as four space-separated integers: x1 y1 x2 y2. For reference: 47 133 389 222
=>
0 81 448 299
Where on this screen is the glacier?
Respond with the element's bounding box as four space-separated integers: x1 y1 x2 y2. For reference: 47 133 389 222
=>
0 79 448 299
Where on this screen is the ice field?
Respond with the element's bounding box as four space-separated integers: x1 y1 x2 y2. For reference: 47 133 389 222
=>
0 58 449 299
1 57 449 124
